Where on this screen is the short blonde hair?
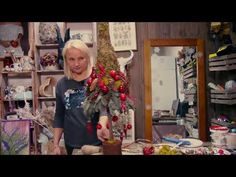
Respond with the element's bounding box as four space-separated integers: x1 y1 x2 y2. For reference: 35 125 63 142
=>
62 39 92 79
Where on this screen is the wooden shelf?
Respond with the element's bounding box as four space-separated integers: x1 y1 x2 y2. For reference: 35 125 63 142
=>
210 90 236 105
211 119 236 128
209 53 236 71
3 98 33 101
38 97 56 100
2 71 33 77
211 99 236 105
183 71 196 79
35 44 59 49
36 70 64 75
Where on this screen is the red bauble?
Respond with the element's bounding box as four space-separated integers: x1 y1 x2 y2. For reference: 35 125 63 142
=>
114 75 120 81
101 85 109 94
127 124 132 129
118 85 125 93
120 93 126 101
87 78 93 86
91 73 97 79
112 116 118 122
96 123 102 129
98 80 105 89
143 146 154 155
218 149 224 155
109 70 117 78
10 40 19 48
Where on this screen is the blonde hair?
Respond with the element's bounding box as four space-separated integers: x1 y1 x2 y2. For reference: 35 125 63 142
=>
62 39 92 79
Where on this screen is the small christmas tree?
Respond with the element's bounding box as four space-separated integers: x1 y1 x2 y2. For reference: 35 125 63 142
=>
83 22 135 142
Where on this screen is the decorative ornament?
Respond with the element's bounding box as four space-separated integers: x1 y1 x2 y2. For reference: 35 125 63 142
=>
82 23 135 149
10 40 19 48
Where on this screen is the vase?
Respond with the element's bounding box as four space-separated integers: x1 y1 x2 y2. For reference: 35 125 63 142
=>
102 139 122 155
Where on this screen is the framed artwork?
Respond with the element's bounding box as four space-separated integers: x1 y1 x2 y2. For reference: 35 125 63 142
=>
1 119 31 155
109 22 137 51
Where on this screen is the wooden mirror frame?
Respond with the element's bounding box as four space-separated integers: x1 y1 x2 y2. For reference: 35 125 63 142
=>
144 39 207 141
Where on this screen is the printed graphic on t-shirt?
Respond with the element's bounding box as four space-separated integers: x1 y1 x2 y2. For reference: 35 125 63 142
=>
64 88 86 109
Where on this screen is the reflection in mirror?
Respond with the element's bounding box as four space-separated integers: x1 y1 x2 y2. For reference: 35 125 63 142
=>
144 39 207 142
151 46 184 113
151 46 200 140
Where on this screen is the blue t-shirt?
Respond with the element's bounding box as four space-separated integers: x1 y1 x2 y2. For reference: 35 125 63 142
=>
53 76 105 148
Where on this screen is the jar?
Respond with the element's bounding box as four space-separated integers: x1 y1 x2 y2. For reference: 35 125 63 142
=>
210 126 229 147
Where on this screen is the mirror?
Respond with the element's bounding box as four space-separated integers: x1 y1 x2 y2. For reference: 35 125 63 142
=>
144 39 207 142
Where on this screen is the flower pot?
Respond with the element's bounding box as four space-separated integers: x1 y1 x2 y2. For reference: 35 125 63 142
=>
102 139 122 155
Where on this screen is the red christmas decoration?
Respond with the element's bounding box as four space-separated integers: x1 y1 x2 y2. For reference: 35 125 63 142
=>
143 146 154 155
114 75 120 81
118 85 125 93
120 93 126 101
109 70 117 78
87 78 93 86
127 124 132 129
10 40 19 48
83 64 135 142
112 116 119 122
96 123 102 129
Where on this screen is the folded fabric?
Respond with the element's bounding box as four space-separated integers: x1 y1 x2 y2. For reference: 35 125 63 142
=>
162 137 191 145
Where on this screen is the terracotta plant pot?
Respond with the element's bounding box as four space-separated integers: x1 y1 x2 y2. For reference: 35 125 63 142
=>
102 139 122 155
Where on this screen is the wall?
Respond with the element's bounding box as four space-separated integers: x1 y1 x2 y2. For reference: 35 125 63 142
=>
126 22 214 139
151 55 177 112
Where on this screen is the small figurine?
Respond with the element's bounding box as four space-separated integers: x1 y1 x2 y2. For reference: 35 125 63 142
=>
117 50 134 75
20 55 34 71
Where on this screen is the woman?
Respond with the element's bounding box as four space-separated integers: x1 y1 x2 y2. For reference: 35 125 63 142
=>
53 39 109 155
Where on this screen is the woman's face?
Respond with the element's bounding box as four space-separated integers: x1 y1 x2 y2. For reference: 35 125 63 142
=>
65 47 89 75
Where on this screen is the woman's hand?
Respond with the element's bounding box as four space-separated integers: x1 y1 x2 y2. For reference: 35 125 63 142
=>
97 116 109 142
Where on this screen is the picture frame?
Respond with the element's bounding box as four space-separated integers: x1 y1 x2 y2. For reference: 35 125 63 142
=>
1 119 31 155
109 22 137 51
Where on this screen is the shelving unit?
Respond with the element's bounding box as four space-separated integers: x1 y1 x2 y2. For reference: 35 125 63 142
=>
178 48 199 138
0 70 36 118
0 22 98 154
34 41 61 111
33 22 97 112
208 53 236 130
0 70 38 154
